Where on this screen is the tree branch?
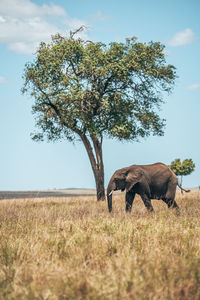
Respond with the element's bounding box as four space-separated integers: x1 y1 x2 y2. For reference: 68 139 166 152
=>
69 26 86 39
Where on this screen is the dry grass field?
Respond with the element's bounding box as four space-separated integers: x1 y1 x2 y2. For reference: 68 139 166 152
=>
0 190 199 299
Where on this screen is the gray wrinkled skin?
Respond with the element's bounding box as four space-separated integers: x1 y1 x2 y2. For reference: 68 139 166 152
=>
107 162 190 213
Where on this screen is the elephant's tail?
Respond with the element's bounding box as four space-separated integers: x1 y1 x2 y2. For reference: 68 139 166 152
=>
177 184 190 194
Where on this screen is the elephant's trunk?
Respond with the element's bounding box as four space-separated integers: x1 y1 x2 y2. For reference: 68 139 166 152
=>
107 180 115 212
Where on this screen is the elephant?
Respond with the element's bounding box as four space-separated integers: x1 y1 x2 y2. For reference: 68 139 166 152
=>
107 162 190 213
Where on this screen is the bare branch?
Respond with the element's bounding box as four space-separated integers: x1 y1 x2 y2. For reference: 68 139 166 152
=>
69 26 87 39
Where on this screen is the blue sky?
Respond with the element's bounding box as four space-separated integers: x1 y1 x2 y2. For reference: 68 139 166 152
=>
0 0 199 190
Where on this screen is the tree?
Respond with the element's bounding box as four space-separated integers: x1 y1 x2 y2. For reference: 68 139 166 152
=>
22 28 176 201
169 158 195 187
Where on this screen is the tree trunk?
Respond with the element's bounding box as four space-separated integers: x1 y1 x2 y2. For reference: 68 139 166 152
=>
94 163 105 201
78 131 105 201
91 134 105 201
179 175 183 188
44 102 105 201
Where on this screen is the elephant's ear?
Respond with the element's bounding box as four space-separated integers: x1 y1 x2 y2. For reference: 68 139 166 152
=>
125 168 144 192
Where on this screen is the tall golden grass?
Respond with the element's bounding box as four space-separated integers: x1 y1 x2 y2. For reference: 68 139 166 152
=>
0 190 199 299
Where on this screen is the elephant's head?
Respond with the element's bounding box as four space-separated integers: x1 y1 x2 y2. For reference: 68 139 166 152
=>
107 166 144 212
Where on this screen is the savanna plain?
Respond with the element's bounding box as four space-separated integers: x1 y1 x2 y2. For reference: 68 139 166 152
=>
0 190 199 300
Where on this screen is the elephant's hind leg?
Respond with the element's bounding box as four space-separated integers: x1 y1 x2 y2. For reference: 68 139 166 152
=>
162 182 179 209
141 194 154 212
168 199 179 209
162 198 179 209
125 191 135 212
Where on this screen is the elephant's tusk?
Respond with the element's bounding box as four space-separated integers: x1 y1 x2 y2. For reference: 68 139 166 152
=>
108 191 113 196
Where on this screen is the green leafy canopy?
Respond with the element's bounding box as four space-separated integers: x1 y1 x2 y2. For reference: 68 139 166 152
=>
22 32 176 143
169 159 195 177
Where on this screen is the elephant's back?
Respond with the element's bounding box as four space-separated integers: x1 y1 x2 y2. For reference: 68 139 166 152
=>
144 163 177 198
142 162 171 177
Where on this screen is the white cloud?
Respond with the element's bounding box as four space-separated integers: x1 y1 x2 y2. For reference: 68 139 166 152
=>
0 76 7 83
187 83 200 91
0 0 66 18
0 16 6 23
0 0 87 55
168 28 195 46
90 11 111 22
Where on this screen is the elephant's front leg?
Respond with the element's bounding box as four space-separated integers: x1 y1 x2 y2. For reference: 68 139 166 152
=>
125 191 135 212
141 194 154 212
